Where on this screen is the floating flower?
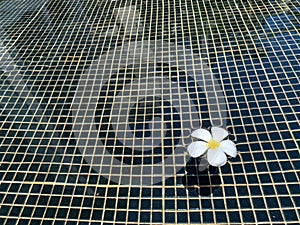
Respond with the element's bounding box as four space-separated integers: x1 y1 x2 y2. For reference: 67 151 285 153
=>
187 127 237 167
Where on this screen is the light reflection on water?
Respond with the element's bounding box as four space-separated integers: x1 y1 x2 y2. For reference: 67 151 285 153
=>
0 0 300 224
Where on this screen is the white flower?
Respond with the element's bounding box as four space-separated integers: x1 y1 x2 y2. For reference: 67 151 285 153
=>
187 127 237 167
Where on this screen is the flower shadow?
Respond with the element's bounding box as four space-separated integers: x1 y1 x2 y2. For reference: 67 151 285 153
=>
182 158 221 196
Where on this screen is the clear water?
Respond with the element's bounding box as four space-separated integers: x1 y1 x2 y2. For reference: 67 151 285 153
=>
0 0 299 224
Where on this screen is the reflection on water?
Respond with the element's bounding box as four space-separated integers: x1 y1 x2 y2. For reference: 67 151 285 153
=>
182 158 221 196
1 0 300 224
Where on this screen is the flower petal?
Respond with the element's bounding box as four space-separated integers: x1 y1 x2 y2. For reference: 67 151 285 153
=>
211 127 229 142
220 140 237 157
191 128 212 142
207 148 227 167
187 141 208 158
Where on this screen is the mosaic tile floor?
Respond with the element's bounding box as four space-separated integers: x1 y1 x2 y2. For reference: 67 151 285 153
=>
0 0 299 224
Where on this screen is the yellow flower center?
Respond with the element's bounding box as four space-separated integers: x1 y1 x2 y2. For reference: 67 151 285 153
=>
207 139 220 150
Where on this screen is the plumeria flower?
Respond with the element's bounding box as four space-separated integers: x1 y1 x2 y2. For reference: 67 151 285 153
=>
187 127 237 167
